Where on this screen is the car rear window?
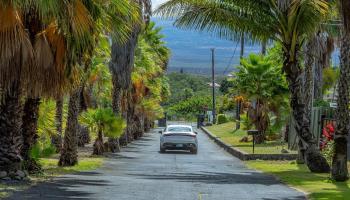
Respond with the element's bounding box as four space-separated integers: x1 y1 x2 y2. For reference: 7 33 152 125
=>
167 127 192 132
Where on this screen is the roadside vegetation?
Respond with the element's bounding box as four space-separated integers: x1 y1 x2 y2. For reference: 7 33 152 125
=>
246 161 350 200
0 0 170 185
165 72 223 121
206 122 294 154
157 0 350 182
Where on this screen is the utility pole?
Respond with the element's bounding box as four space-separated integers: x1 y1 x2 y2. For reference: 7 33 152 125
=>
211 48 216 124
236 33 245 130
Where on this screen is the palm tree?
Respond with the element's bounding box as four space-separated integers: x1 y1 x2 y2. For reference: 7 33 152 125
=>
233 54 288 144
109 0 151 145
80 108 125 155
127 25 170 139
58 0 139 166
0 0 95 173
156 0 330 173
331 0 350 182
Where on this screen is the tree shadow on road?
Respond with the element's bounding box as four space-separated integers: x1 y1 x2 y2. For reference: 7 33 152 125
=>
5 173 110 200
128 171 294 186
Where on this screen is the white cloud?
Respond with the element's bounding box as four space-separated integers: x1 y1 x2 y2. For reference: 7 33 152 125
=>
152 0 167 9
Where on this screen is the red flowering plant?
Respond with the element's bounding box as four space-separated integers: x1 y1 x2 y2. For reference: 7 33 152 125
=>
320 122 335 150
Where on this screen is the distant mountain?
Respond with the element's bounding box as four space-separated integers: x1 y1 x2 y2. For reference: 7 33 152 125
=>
153 18 261 75
153 18 340 75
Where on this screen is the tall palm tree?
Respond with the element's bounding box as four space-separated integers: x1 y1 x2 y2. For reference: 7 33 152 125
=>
59 0 139 166
128 24 170 139
156 0 330 172
331 0 350 182
109 0 151 145
0 0 95 173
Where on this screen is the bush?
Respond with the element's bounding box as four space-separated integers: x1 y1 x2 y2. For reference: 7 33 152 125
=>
241 114 253 130
217 114 228 124
30 142 57 161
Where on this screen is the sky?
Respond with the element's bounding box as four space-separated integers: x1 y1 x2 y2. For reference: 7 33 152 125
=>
152 0 166 10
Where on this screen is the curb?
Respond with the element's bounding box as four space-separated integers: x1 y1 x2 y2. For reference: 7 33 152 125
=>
200 127 298 161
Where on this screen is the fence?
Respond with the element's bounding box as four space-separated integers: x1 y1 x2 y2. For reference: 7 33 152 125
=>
288 107 336 150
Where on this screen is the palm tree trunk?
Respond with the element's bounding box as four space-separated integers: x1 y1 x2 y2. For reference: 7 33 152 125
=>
331 33 350 181
109 27 140 146
261 40 267 55
0 82 23 174
52 98 63 152
93 128 104 155
283 48 330 173
21 97 41 173
108 138 121 153
297 38 315 164
59 88 81 166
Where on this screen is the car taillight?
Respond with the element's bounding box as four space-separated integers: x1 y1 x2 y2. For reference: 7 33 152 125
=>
190 135 196 138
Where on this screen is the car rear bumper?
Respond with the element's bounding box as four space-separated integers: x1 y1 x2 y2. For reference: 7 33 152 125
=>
161 143 197 150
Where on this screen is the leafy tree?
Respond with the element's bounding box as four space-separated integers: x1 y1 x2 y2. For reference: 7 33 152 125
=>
156 0 331 173
220 78 235 94
166 72 211 106
322 67 339 94
168 96 212 119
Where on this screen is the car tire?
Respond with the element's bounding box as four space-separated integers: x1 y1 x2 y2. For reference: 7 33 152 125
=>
191 149 197 154
160 147 166 153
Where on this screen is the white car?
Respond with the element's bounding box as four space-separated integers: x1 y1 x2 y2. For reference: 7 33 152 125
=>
159 125 198 154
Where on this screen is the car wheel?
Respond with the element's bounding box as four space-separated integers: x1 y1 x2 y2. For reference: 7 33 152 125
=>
191 149 197 154
160 147 166 153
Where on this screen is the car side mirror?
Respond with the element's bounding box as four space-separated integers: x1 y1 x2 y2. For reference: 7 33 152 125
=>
194 131 198 135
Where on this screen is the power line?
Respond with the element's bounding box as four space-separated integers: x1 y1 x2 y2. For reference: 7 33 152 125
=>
222 41 240 75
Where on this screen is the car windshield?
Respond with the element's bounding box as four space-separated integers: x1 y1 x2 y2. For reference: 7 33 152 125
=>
167 127 192 132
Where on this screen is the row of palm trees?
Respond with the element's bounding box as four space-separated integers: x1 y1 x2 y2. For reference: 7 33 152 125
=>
0 0 170 179
156 0 349 181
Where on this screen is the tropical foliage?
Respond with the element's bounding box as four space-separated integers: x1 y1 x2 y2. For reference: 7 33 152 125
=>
231 53 289 143
0 0 170 181
156 0 331 173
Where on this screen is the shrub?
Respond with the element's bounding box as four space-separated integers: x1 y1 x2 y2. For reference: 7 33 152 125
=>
217 114 228 124
30 142 57 161
241 114 253 130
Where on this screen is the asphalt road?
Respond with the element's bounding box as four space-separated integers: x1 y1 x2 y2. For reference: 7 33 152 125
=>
7 125 305 200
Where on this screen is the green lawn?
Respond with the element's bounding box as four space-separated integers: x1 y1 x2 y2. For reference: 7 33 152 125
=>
246 161 350 200
206 122 295 154
38 157 104 177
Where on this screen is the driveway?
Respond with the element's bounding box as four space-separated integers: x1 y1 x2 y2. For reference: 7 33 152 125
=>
6 125 305 200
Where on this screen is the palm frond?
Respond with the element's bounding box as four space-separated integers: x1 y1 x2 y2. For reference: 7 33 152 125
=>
0 4 33 93
155 0 276 41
